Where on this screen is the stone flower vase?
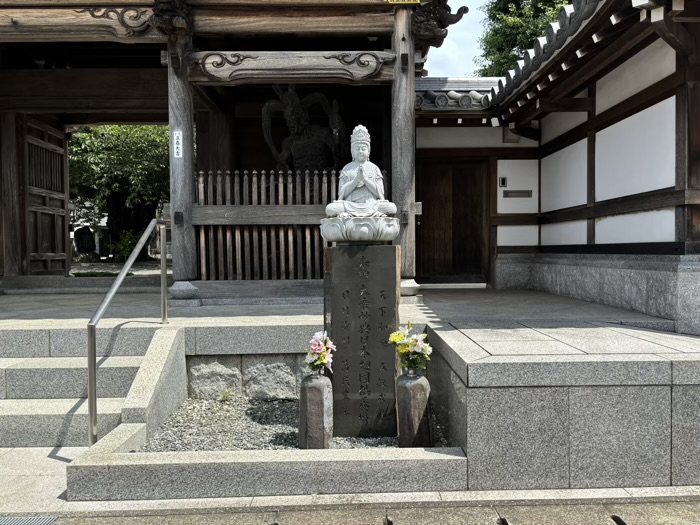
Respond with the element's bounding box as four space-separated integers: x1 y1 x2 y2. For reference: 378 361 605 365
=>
299 368 333 449
396 368 432 448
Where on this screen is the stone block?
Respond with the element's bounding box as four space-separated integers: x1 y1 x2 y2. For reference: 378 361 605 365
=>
454 320 554 343
120 328 187 439
387 507 499 525
605 502 700 525
671 386 700 485
677 266 700 336
493 254 533 289
0 397 123 447
4 357 140 399
466 388 569 490
50 327 157 357
0 330 49 358
497 504 615 525
187 356 242 400
242 354 297 400
519 321 672 354
195 325 318 355
67 447 468 500
426 350 467 448
569 386 671 488
426 324 489 384
0 359 26 399
468 354 671 388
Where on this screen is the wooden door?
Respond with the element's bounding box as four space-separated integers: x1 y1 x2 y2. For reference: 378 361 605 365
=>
23 118 70 275
416 160 488 283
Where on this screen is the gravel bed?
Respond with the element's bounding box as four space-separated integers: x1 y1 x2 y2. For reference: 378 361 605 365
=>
142 396 404 452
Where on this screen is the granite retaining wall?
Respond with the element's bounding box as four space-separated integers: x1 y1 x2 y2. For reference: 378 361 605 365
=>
493 254 700 335
426 323 700 490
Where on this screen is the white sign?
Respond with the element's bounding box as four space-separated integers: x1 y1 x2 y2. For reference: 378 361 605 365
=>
173 130 183 159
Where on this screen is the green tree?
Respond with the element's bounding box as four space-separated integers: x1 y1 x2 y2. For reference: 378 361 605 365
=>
69 125 170 257
477 0 566 77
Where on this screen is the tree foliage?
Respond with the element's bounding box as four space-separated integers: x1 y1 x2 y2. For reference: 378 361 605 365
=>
69 125 170 255
477 0 566 77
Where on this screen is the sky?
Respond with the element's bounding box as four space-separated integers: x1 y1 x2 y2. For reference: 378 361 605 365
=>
424 0 488 78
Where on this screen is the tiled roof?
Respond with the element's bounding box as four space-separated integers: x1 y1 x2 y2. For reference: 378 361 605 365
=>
486 0 603 109
415 77 499 111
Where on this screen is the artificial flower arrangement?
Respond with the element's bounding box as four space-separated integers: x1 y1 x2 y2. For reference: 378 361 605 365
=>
305 330 337 374
388 321 433 370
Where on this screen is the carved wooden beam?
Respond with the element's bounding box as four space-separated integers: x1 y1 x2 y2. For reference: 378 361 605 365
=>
189 51 396 86
0 7 163 42
536 97 593 112
193 9 393 36
651 6 695 55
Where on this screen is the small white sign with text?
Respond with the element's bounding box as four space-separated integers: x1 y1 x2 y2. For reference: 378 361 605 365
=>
173 130 183 159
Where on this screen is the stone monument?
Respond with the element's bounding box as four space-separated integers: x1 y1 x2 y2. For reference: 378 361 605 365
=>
321 125 400 437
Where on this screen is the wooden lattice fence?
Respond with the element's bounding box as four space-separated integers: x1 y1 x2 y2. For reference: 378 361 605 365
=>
193 169 339 281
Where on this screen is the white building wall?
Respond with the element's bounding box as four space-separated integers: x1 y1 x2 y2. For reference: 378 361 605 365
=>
595 97 675 201
497 160 539 214
540 91 589 144
497 225 539 246
416 127 538 148
596 39 676 114
541 139 587 212
541 220 588 245
595 208 676 244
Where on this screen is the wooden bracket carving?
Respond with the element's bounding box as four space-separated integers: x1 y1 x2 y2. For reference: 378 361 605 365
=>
74 8 151 36
190 51 396 86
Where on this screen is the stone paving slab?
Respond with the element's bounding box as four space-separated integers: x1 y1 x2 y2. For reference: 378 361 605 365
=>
0 447 85 477
453 320 555 342
605 502 700 525
467 354 672 388
518 321 680 354
475 340 584 356
387 506 499 525
496 504 616 525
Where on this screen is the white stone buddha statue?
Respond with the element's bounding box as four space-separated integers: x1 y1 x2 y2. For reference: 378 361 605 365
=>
325 125 397 218
320 125 399 242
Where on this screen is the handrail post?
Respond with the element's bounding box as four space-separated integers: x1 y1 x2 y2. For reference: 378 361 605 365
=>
87 322 98 446
86 218 163 447
160 221 169 325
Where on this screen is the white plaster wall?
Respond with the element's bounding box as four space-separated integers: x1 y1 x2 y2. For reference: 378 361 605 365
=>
541 139 587 212
497 225 539 246
541 91 589 144
497 160 539 214
596 97 675 202
541 220 588 245
416 127 538 149
596 39 676 114
595 208 676 244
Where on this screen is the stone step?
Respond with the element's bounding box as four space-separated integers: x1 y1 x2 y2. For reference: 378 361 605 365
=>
0 397 124 447
0 326 157 358
0 356 142 399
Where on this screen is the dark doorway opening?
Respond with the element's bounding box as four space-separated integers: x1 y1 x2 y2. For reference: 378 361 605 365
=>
416 160 489 284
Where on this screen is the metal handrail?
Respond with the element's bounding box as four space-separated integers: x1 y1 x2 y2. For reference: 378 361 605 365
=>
87 218 169 446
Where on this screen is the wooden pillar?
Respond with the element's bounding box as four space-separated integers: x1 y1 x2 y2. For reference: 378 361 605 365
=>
168 37 198 280
677 27 700 254
1 113 22 275
391 7 416 280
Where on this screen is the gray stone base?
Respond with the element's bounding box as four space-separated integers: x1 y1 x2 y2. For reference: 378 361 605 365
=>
493 254 700 335
67 423 468 501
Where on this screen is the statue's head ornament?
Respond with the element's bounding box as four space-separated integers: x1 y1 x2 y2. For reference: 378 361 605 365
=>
351 125 371 147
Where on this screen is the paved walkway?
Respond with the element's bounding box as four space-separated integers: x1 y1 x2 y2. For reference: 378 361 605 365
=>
1 289 700 519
